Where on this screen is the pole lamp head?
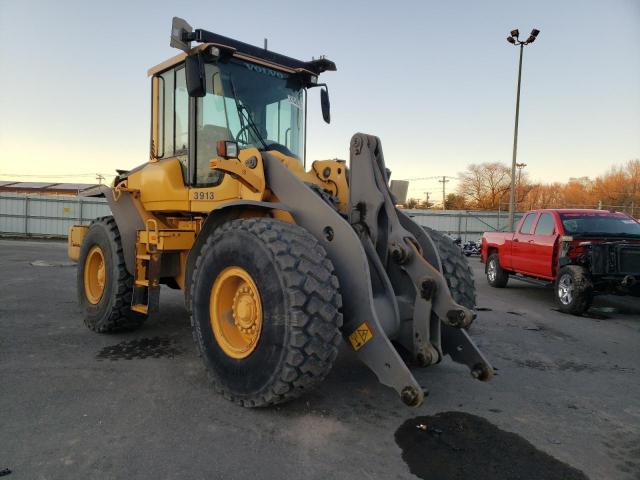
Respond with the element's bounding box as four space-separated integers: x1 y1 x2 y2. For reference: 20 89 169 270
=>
510 29 520 38
507 36 516 44
526 28 540 44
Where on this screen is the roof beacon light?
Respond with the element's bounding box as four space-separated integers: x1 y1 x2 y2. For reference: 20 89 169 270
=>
170 17 194 53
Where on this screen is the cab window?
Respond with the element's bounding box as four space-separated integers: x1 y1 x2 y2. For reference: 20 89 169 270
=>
534 213 555 236
175 68 189 154
195 68 233 186
265 94 304 154
156 67 188 177
519 213 536 235
159 70 174 156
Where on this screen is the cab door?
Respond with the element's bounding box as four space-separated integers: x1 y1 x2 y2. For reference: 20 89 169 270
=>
530 212 559 278
511 212 539 274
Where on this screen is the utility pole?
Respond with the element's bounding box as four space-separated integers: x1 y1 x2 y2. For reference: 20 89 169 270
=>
506 28 540 231
96 174 105 185
515 162 527 209
423 191 431 209
439 176 450 210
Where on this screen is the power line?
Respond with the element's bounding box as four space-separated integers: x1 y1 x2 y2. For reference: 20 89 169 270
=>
400 176 454 182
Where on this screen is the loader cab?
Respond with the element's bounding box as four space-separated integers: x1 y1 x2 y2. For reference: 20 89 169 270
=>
149 41 333 189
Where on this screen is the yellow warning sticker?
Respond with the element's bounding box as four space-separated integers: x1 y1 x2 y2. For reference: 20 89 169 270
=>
348 322 374 351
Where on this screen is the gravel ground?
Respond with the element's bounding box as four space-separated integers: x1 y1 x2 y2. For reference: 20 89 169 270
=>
1 238 639 479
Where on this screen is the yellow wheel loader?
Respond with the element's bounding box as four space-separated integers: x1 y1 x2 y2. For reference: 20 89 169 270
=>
68 18 493 407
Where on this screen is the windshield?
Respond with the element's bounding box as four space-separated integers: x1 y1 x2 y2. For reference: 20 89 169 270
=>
560 212 640 237
195 59 305 186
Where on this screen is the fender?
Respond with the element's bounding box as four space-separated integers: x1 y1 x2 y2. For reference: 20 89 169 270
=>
98 185 144 276
183 200 292 311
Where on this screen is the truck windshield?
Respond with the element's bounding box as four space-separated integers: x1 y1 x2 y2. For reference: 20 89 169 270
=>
194 59 305 185
560 213 640 237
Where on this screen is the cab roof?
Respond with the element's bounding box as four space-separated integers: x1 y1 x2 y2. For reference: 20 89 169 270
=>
148 28 336 78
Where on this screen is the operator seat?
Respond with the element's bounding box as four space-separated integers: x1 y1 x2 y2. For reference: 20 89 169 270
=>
197 124 232 185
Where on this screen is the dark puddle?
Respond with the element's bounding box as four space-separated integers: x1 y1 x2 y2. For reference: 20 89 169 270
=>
395 411 588 480
97 337 183 361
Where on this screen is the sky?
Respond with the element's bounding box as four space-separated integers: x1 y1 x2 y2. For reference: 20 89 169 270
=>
1 0 638 200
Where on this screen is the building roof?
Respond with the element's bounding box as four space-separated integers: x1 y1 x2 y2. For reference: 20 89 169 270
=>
0 181 99 193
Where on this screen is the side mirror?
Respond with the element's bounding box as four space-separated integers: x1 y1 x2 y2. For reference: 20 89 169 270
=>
185 53 206 97
320 86 331 124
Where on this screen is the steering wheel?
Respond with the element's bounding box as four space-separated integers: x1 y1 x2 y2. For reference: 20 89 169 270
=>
235 125 253 146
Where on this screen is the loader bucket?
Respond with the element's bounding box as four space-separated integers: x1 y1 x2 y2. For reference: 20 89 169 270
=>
264 133 494 406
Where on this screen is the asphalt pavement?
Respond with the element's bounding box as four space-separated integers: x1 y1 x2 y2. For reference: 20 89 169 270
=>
1 239 638 479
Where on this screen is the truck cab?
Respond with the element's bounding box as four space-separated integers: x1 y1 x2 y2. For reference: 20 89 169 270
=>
482 210 562 280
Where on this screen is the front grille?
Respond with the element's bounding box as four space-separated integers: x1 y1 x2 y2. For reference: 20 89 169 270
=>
619 247 640 273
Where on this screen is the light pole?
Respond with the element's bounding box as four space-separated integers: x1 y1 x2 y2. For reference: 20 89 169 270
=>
507 28 539 231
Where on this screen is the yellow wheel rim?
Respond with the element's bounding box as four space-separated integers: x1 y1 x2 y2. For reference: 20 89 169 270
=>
210 266 263 359
84 245 106 305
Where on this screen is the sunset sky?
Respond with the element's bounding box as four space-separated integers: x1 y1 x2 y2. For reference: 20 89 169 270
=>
1 0 638 199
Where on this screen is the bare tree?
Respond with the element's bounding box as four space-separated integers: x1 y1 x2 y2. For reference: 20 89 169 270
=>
457 162 512 209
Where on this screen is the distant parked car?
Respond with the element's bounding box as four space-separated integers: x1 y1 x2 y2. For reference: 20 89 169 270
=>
481 209 640 315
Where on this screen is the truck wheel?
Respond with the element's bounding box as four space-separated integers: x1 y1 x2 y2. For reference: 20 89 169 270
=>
189 218 343 407
423 227 477 315
486 253 509 288
77 216 147 332
556 266 593 315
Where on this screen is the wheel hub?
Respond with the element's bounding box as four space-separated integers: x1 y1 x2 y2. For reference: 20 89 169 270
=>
558 274 573 305
210 267 263 359
232 285 259 335
487 260 497 282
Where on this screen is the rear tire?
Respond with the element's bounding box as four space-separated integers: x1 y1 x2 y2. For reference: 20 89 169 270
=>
486 253 509 288
77 216 147 332
555 266 593 315
190 218 343 407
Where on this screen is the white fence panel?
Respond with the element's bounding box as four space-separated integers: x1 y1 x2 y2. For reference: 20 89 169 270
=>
405 210 525 242
0 193 110 237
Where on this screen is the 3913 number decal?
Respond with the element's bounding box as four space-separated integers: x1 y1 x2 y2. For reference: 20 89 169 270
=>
193 191 215 200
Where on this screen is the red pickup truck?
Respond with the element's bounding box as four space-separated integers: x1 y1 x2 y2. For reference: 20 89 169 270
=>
481 209 640 314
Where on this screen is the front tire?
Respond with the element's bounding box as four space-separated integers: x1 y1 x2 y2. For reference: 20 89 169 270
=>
555 266 593 315
77 216 146 332
190 218 343 407
486 253 509 288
